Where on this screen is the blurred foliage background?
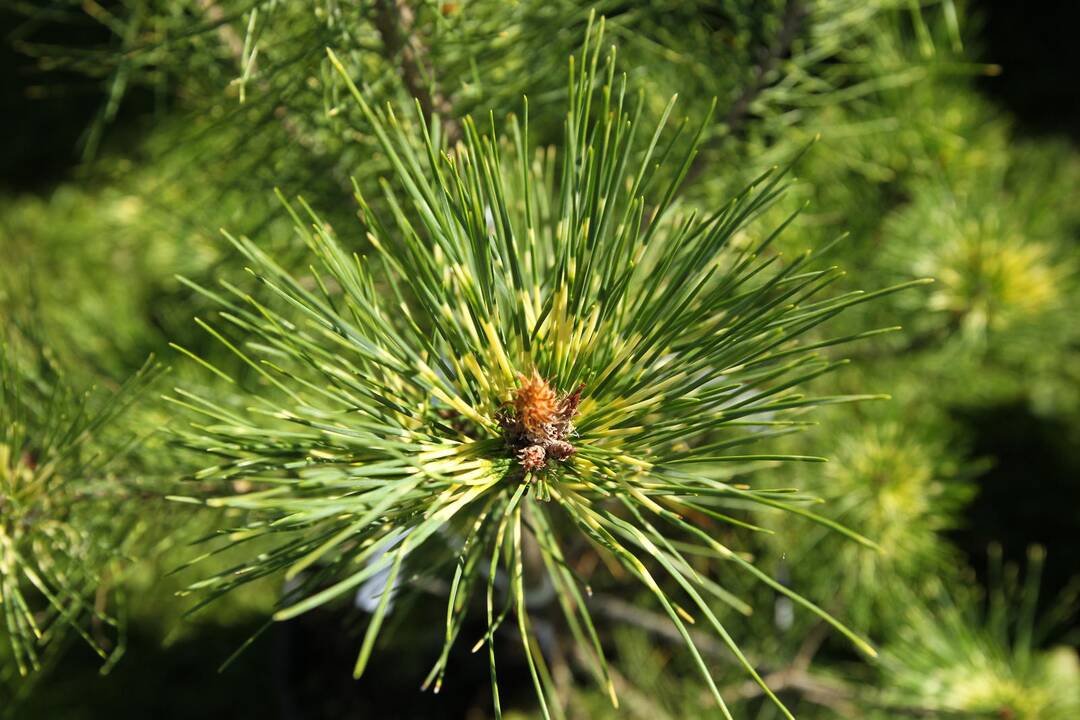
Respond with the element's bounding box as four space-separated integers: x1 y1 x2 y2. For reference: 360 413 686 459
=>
1 0 1077 718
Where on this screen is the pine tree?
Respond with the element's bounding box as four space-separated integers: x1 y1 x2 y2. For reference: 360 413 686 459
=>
1 1 1077 718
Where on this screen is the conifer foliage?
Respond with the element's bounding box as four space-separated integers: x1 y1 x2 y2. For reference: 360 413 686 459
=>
0 310 156 676
170 31 922 715
1 1 1077 718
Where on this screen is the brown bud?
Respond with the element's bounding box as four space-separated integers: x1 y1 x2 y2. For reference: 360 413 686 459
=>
545 440 576 460
518 444 547 472
514 371 560 439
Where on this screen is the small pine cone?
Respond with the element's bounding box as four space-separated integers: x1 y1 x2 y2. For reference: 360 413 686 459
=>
514 371 560 439
518 444 547 471
545 440 576 461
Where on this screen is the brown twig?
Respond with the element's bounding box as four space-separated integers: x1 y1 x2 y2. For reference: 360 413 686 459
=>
372 0 459 143
196 0 333 170
792 619 830 670
716 617 861 711
196 0 245 59
721 666 859 715
589 593 730 659
725 0 807 136
683 0 806 188
591 596 866 714
569 644 676 720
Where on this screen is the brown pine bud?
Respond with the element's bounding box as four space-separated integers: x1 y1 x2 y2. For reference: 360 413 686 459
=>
546 440 576 460
514 371 559 442
518 444 547 472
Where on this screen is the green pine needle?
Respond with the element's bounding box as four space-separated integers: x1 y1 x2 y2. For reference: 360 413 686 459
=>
168 21 915 717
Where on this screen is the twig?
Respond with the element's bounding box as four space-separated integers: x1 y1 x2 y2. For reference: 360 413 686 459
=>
591 598 861 714
725 0 807 136
372 0 460 143
792 619 829 670
196 0 333 169
683 0 806 188
196 0 245 60
718 619 855 711
721 666 859 715
589 593 729 659
569 644 676 720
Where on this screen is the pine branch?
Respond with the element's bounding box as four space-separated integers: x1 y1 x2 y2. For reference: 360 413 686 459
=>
372 0 459 143
684 0 807 189
726 0 807 136
195 0 245 60
195 0 343 187
0 316 160 675
722 667 859 715
162 23 919 717
589 594 729 658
